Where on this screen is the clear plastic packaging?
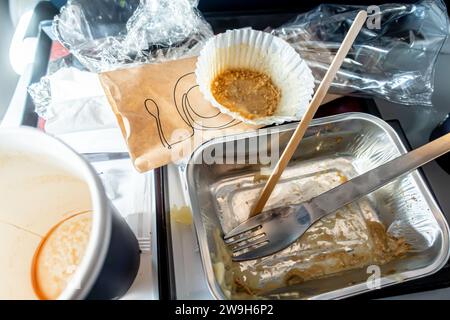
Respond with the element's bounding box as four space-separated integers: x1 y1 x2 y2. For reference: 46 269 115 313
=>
53 0 213 72
44 0 449 128
271 0 449 106
28 77 51 119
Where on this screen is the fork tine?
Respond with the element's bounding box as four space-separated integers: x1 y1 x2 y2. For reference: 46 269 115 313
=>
227 232 266 249
232 237 269 256
224 220 263 240
232 240 275 261
224 225 262 244
225 207 280 240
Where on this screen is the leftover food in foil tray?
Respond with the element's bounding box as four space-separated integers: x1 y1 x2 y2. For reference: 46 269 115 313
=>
185 113 449 299
211 158 409 299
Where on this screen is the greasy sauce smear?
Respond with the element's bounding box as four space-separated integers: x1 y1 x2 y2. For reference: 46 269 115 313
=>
211 69 281 120
214 219 409 299
211 169 410 299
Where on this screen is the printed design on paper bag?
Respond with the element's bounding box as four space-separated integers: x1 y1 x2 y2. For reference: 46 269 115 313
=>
144 72 241 149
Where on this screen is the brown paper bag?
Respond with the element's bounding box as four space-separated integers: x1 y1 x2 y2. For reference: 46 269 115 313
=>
100 57 258 172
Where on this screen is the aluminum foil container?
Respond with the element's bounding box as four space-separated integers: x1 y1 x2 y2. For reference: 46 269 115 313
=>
184 113 450 299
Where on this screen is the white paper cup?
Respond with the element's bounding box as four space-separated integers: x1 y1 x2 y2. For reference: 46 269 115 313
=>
0 127 139 300
195 28 315 125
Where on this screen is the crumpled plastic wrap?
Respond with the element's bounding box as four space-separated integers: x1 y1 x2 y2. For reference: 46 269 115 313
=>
30 0 448 130
271 0 449 106
53 0 213 72
28 77 52 119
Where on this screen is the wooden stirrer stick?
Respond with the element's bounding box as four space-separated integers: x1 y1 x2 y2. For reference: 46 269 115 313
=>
250 11 368 217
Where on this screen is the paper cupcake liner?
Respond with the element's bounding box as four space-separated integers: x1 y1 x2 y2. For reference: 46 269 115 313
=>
195 28 315 126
